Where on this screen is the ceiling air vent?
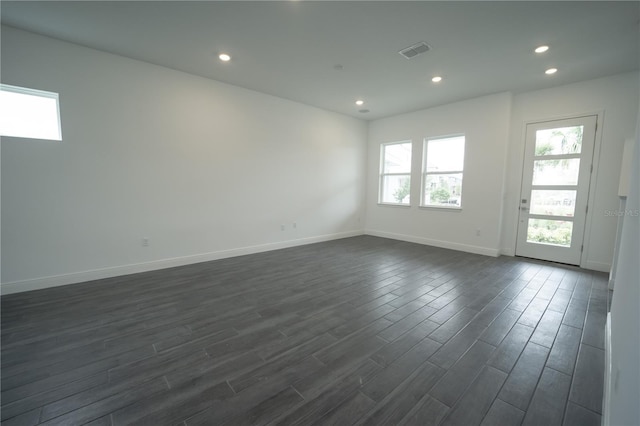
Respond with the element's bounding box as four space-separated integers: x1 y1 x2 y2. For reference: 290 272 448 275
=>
398 42 431 59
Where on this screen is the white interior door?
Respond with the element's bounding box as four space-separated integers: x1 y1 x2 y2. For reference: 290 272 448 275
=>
516 115 597 265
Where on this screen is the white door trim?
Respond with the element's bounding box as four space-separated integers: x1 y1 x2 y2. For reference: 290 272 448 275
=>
506 110 605 268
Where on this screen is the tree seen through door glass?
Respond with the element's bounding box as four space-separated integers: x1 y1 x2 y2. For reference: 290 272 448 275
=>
534 126 583 156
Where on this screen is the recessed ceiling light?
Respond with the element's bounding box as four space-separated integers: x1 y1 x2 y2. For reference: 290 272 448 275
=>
218 53 231 62
535 45 549 53
431 76 443 83
545 68 558 75
355 100 364 106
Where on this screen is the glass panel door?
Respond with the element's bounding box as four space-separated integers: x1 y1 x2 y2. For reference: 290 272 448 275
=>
515 116 597 265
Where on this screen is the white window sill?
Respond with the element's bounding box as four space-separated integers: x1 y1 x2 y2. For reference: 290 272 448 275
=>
377 202 411 208
419 205 462 212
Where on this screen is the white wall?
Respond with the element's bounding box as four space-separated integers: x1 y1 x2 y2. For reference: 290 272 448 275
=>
1 26 368 294
502 72 640 271
365 92 513 256
606 109 639 426
364 73 638 270
2 27 637 296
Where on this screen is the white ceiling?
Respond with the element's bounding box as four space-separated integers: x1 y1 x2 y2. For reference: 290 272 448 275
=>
2 1 639 120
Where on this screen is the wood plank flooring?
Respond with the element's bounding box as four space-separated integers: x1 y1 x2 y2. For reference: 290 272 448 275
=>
1 236 608 425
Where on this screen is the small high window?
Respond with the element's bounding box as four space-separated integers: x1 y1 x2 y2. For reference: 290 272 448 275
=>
0 84 62 141
379 141 412 205
422 135 465 208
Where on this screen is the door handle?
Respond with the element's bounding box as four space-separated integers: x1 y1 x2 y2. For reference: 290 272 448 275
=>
520 207 529 211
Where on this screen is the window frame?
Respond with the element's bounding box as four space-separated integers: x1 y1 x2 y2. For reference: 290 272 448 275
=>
379 140 412 206
0 83 63 141
421 134 465 210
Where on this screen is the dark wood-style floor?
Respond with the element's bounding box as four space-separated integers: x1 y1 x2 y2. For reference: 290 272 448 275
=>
1 236 607 426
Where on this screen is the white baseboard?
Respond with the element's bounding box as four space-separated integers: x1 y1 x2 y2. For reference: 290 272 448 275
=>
365 229 500 257
603 312 612 426
582 260 612 273
500 247 515 256
0 230 364 295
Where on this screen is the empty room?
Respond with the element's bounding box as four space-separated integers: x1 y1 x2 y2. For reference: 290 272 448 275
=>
1 1 638 425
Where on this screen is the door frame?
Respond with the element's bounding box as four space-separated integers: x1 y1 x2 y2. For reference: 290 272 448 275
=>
508 110 605 270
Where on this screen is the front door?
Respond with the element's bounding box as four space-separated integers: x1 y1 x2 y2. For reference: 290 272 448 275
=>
515 115 597 265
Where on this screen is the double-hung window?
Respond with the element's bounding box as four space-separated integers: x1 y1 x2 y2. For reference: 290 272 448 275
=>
379 141 412 205
422 135 465 208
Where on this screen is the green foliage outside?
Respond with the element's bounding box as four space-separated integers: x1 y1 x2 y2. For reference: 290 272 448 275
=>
527 220 572 246
535 143 555 156
430 188 451 204
535 126 583 156
527 126 583 246
535 126 583 171
393 178 410 203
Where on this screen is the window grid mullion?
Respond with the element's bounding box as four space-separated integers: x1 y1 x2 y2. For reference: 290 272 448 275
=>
423 170 464 176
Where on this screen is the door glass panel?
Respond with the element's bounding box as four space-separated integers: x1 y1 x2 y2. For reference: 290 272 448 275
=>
532 158 580 185
526 218 573 247
535 126 583 155
530 190 577 217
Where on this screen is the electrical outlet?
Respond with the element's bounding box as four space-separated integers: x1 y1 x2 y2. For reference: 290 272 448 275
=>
280 224 285 231
293 222 297 229
475 229 481 236
142 237 149 247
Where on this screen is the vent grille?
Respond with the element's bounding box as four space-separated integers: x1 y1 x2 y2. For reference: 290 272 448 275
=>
399 42 431 59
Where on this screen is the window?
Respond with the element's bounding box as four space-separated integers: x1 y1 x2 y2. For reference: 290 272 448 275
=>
422 135 465 208
379 141 412 205
0 84 62 141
